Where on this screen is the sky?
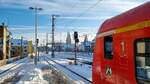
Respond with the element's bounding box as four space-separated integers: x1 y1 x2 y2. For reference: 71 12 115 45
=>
0 0 149 45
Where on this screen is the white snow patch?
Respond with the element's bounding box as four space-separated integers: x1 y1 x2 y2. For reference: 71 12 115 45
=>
17 63 49 84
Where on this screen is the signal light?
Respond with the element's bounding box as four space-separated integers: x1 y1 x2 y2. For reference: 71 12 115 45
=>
74 31 78 40
75 39 79 43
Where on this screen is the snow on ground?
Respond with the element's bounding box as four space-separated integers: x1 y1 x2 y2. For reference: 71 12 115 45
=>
16 62 49 84
42 52 92 84
0 57 49 84
0 57 30 83
0 57 28 74
0 52 92 84
47 52 93 62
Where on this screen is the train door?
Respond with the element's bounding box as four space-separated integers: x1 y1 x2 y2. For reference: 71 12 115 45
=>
101 35 116 84
134 38 150 84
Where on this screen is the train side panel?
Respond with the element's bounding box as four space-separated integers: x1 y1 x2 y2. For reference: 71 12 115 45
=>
114 31 136 84
115 26 150 84
93 26 150 84
93 38 103 84
93 35 117 84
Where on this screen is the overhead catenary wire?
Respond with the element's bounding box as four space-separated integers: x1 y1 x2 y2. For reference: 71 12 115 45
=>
55 0 79 29
77 0 102 18
63 0 102 30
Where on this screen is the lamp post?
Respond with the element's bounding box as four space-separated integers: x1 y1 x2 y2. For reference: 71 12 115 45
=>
20 36 23 59
51 15 59 58
29 7 42 65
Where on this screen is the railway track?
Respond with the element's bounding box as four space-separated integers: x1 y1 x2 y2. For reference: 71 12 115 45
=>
0 58 27 75
44 56 92 84
0 57 28 83
67 58 92 65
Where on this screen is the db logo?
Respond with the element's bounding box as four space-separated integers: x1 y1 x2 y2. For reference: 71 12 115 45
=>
105 66 112 76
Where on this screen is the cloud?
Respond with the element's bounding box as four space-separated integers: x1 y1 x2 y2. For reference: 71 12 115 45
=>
1 0 149 44
9 25 98 33
1 0 148 17
58 16 112 20
17 31 96 45
11 24 98 44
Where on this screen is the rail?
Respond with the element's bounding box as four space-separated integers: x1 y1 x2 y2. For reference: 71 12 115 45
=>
44 57 76 84
0 57 28 83
45 56 92 84
0 58 27 75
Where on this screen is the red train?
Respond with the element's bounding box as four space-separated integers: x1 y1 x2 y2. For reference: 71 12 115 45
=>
93 2 150 84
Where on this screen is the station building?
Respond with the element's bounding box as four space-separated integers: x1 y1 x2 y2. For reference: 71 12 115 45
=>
0 23 11 66
11 39 29 58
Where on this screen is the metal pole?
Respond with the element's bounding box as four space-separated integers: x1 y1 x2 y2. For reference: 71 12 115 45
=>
51 15 55 58
75 41 77 65
46 33 48 54
37 39 39 61
34 8 38 65
29 7 42 65
37 45 39 61
20 36 23 59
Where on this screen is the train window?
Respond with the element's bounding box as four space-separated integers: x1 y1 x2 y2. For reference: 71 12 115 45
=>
104 36 113 59
135 38 150 83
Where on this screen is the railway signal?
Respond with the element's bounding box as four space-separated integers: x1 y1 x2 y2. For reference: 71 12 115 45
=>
74 31 79 65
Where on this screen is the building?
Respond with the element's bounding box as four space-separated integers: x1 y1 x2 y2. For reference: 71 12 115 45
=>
78 41 93 52
78 34 94 52
65 32 73 51
11 39 28 58
66 32 71 45
0 23 11 66
28 41 33 56
63 43 74 52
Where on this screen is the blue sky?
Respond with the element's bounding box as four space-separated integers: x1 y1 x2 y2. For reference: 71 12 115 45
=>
0 0 149 44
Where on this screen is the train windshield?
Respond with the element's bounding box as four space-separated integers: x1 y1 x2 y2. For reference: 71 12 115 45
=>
135 38 150 83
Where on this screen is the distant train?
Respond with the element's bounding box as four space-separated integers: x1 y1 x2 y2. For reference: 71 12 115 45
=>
93 2 150 84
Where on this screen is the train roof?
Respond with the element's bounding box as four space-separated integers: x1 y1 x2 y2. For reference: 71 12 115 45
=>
99 2 150 33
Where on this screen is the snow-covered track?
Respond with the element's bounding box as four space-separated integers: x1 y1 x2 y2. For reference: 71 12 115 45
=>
0 58 27 75
44 56 92 84
67 58 92 65
0 57 28 83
